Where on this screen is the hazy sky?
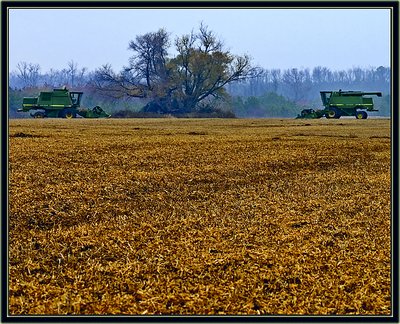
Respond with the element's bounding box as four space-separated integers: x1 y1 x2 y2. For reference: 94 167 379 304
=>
8 8 391 74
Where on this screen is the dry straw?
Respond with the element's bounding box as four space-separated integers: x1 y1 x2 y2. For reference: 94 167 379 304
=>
9 118 391 315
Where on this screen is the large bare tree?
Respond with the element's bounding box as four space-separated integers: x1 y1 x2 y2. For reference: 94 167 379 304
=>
93 28 171 100
94 25 257 115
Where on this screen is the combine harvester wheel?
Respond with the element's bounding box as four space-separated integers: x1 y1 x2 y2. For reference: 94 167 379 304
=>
326 107 341 119
355 111 368 119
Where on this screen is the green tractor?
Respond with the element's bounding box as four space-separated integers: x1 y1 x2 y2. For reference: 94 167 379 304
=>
296 90 382 119
17 87 111 118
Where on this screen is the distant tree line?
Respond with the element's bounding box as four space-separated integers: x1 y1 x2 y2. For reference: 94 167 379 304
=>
227 66 390 101
11 60 91 89
9 26 391 118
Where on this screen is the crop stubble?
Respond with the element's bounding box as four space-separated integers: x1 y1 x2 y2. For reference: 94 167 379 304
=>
9 118 391 315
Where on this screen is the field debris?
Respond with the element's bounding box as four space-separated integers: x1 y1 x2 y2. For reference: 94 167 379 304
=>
9 118 391 315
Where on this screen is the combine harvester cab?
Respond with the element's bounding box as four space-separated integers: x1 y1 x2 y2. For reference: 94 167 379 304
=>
18 87 111 118
297 90 382 119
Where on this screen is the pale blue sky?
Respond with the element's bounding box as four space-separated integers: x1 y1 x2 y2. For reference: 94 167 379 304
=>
8 8 391 74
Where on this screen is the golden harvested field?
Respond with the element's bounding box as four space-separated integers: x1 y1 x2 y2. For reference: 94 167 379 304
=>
8 118 392 316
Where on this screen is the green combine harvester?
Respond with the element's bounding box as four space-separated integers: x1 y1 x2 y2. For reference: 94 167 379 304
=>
296 90 382 119
18 87 111 118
